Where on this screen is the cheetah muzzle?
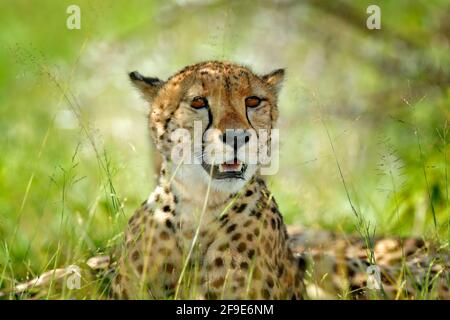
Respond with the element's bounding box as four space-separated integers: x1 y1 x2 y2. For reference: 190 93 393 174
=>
201 162 248 180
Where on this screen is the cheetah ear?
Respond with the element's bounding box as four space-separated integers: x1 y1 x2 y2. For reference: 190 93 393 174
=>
129 71 165 103
262 69 285 95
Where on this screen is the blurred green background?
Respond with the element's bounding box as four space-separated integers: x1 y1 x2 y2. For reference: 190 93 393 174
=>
0 0 449 296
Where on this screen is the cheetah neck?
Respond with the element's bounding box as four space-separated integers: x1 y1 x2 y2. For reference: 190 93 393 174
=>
161 161 254 209
157 161 264 228
171 176 232 209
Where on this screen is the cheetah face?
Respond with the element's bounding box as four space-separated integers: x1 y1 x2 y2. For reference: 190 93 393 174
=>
130 61 284 193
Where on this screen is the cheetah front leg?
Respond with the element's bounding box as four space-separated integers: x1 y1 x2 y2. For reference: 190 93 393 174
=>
112 200 183 299
199 218 300 300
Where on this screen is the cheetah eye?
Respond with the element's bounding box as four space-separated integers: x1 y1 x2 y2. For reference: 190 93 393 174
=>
245 96 261 108
191 96 208 109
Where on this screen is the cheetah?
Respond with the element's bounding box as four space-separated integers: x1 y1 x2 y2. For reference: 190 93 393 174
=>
111 61 448 300
112 61 302 299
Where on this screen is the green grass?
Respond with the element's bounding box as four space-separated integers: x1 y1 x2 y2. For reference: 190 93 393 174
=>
0 0 449 299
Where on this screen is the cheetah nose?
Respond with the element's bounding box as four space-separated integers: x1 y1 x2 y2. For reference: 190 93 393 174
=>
220 129 251 152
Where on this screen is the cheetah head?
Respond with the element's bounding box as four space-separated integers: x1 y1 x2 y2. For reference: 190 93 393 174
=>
129 61 284 193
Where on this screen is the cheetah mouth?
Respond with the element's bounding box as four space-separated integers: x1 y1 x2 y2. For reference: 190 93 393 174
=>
202 161 247 180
